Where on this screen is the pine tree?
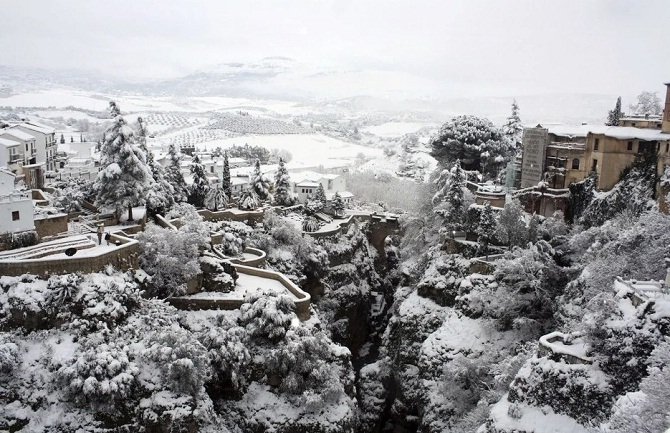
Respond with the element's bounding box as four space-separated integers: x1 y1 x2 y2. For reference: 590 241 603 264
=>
497 198 527 247
528 214 540 243
332 191 345 217
273 157 295 206
314 183 327 207
477 202 497 254
60 133 65 144
239 187 260 210
188 154 209 208
205 184 229 211
251 159 271 200
165 144 188 203
445 159 466 226
95 101 152 221
138 118 174 216
222 152 232 199
503 100 523 154
606 96 622 126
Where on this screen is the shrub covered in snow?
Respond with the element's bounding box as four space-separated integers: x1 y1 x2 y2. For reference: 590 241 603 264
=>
58 340 139 412
240 290 296 343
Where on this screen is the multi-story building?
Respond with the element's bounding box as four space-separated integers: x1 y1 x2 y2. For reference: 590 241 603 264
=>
12 122 57 172
520 83 670 191
0 127 45 188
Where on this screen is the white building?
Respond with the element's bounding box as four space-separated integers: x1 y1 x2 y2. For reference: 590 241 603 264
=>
0 127 45 188
290 171 354 204
0 137 22 173
12 122 57 172
0 169 34 234
55 157 99 181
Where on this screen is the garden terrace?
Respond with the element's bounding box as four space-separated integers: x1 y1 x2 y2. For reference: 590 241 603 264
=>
538 331 593 365
167 263 311 320
0 233 140 277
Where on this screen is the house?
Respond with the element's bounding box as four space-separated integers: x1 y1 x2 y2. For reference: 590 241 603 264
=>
520 82 670 191
12 121 58 172
0 169 34 235
55 157 99 181
0 137 23 173
0 127 45 188
290 171 353 204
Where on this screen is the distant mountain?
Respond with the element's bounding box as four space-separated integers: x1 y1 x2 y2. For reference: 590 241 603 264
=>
0 61 629 125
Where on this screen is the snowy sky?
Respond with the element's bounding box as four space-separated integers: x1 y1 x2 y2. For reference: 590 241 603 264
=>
1 0 669 98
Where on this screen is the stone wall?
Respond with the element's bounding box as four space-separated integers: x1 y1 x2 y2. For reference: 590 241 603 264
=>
0 233 140 277
197 208 266 225
34 214 68 238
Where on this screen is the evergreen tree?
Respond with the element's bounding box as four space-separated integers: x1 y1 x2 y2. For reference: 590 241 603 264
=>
239 187 261 210
497 198 527 248
444 160 466 226
222 152 232 199
165 144 188 203
477 202 497 254
60 133 65 144
332 192 345 217
273 158 295 206
95 101 152 221
251 159 271 200
503 99 523 154
606 96 623 126
431 115 513 179
138 118 174 216
205 184 229 211
188 154 209 208
314 184 327 208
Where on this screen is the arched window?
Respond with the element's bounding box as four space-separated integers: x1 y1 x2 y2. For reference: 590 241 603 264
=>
571 158 580 170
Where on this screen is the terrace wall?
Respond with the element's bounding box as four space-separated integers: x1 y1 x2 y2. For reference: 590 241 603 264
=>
0 233 139 277
34 214 68 238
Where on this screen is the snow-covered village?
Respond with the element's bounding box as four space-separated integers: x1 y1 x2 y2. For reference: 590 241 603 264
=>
1 1 670 433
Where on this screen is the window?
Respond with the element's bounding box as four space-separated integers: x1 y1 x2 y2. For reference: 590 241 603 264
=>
11 211 19 221
627 141 633 151
591 159 598 172
571 158 580 170
594 139 599 151
631 122 637 127
666 143 669 153
328 179 333 190
25 143 28 151
210 166 214 173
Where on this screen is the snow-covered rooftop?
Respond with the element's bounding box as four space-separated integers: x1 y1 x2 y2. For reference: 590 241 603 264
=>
545 124 670 141
291 170 340 183
0 137 19 147
0 128 36 141
21 122 56 134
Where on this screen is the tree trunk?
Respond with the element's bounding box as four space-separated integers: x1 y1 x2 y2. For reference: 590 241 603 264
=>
128 204 134 222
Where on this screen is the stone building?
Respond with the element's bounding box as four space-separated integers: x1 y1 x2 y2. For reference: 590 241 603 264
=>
520 82 670 191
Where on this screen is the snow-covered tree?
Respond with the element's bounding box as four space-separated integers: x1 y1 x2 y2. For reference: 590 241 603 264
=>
136 224 207 297
138 118 174 216
238 187 261 210
239 290 295 343
221 152 232 199
205 184 229 211
165 144 188 203
502 99 523 154
251 159 271 200
435 159 467 228
497 198 527 247
302 216 321 232
188 154 209 208
314 183 327 206
332 191 345 217
431 115 513 179
95 101 152 221
606 96 623 126
273 158 296 206
629 90 662 116
476 202 497 253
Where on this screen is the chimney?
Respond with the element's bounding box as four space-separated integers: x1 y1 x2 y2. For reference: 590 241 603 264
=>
663 82 670 133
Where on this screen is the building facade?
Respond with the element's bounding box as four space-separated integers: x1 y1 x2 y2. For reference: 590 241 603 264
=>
0 169 34 234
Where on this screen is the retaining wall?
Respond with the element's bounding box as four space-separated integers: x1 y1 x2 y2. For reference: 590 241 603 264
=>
34 214 69 238
0 233 140 277
197 208 266 224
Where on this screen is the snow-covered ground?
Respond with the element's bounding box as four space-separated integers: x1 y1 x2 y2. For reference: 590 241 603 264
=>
364 121 435 138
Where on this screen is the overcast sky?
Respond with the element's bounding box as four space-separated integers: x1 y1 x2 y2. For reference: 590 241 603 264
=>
1 0 669 98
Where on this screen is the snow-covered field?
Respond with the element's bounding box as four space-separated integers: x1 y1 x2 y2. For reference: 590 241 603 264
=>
194 133 383 170
364 121 435 138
